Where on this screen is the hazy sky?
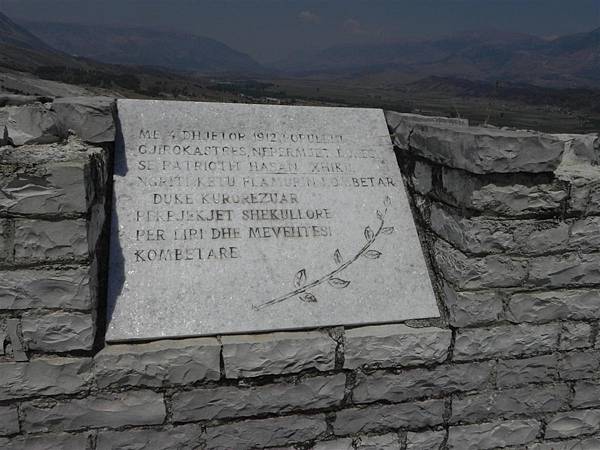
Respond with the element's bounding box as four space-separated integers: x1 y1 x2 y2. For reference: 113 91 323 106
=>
1 0 599 62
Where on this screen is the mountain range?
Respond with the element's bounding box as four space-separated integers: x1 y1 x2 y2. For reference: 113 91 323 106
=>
1 11 600 91
275 28 600 88
21 20 265 75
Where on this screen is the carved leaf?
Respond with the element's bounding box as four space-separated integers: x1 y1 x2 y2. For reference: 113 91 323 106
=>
382 227 395 235
328 278 350 288
364 226 374 241
300 292 317 303
377 209 384 220
384 195 391 207
294 269 307 288
364 250 382 259
334 249 343 265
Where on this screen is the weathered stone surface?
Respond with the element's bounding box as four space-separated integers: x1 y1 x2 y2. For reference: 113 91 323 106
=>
435 240 528 289
109 100 438 340
205 414 326 450
52 96 116 143
406 430 446 449
0 94 52 107
22 311 94 352
333 399 444 435
344 324 450 369
354 433 400 449
0 103 60 146
529 253 600 288
222 331 336 378
95 337 221 388
453 323 560 361
173 374 345 422
443 283 503 327
558 350 600 380
0 432 91 450
447 419 539 449
13 219 88 262
0 268 91 310
412 160 433 195
508 290 600 322
22 390 166 432
431 204 577 255
96 425 203 450
573 381 600 408
0 357 91 400
0 405 19 436
0 219 10 261
442 168 567 215
569 216 600 250
352 362 492 404
312 438 354 450
546 409 600 438
527 436 600 450
496 355 558 388
0 141 100 215
385 111 468 150
389 116 565 174
560 322 593 350
451 384 570 423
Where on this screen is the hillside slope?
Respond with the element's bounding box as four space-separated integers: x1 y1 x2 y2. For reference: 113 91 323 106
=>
22 21 266 75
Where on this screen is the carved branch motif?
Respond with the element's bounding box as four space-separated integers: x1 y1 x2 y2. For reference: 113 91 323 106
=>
253 196 394 311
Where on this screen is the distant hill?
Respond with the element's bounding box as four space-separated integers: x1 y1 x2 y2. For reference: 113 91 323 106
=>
275 28 600 89
0 11 84 72
22 21 266 75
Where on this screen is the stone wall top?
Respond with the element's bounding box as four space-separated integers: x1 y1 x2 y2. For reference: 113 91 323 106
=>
385 110 599 175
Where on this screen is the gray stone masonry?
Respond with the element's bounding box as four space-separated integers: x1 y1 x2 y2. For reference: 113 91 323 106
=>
1 103 600 449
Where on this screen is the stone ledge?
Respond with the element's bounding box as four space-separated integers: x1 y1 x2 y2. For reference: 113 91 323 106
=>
343 324 451 370
386 111 569 174
221 330 337 378
94 337 221 388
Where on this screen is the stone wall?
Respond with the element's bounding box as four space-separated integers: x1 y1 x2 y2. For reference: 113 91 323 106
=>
0 95 599 449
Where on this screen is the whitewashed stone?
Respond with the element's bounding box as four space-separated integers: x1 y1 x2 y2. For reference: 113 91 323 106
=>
0 432 91 450
312 438 353 450
355 433 400 449
344 324 451 369
406 430 445 449
451 384 570 423
94 337 221 387
453 323 560 360
0 103 60 146
0 357 91 400
0 405 19 436
52 96 116 143
205 414 327 450
0 141 101 215
352 362 492 403
386 114 565 174
0 268 90 310
22 311 94 352
96 425 203 450
333 399 444 435
546 409 600 438
508 290 600 322
108 100 438 340
172 374 345 421
222 330 336 378
22 390 166 432
447 419 539 449
13 219 88 262
496 355 558 387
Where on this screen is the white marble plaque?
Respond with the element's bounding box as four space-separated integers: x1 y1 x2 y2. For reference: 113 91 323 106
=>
107 100 439 341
